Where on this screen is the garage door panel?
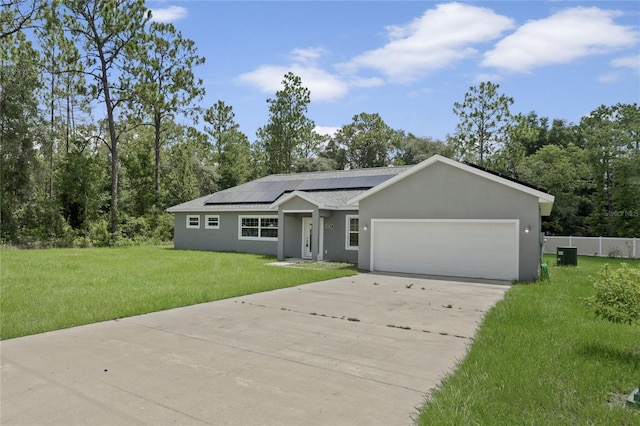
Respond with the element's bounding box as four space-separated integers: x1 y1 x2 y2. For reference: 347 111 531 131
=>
371 220 518 281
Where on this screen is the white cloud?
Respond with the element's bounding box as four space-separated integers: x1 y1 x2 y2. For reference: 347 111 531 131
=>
347 76 385 88
598 72 620 83
599 54 640 83
611 54 640 71
149 6 188 23
474 72 504 83
483 7 638 73
289 47 329 66
338 2 515 83
236 65 348 102
314 126 340 137
237 48 348 102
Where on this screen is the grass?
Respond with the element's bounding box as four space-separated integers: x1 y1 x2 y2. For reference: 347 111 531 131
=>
0 246 356 340
417 255 640 425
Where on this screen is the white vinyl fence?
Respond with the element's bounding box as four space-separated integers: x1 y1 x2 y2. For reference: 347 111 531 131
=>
543 236 638 259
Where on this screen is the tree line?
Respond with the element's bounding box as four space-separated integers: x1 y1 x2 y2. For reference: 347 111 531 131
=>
1 0 638 248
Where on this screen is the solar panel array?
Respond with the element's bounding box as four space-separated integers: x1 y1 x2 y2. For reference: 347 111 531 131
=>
204 174 397 205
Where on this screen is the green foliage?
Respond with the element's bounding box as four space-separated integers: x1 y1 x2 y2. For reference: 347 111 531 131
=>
291 156 335 173
392 133 452 165
125 21 205 206
0 0 42 39
335 112 399 168
585 263 640 325
119 127 156 216
418 256 640 425
3 3 640 249
486 113 532 178
257 72 315 174
0 31 50 243
611 150 640 237
319 138 347 170
204 100 251 189
520 144 593 235
61 0 151 234
581 103 640 237
452 81 514 166
162 130 218 207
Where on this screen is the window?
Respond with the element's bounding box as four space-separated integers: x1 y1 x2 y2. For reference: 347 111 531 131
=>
346 215 359 250
186 215 200 229
239 216 278 241
205 215 220 229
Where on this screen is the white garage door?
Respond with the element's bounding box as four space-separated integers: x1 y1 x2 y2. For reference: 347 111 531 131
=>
371 219 519 281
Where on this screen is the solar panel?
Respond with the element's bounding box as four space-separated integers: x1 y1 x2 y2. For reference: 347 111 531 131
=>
204 170 404 205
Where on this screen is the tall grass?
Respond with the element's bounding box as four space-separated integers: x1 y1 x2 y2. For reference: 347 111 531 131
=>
0 246 356 340
417 255 640 425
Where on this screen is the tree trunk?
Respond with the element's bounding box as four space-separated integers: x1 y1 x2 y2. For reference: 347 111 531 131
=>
99 51 119 236
110 141 118 235
49 61 55 199
154 110 161 207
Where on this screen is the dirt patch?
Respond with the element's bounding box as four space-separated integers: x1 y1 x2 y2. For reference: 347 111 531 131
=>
607 392 630 407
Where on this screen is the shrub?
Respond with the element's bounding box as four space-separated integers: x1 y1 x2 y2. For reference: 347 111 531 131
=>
585 263 640 325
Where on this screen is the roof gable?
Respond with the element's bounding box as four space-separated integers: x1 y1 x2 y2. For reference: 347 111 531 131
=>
349 155 555 216
270 189 365 210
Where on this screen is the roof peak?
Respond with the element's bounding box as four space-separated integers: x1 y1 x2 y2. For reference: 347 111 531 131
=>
260 165 412 180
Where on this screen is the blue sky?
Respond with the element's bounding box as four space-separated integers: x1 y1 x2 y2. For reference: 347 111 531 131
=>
146 1 640 141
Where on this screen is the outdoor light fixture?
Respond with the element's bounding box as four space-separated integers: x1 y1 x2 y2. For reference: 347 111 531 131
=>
524 226 531 233
363 224 368 231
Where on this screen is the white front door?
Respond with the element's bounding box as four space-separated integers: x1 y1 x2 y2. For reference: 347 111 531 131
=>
302 217 313 259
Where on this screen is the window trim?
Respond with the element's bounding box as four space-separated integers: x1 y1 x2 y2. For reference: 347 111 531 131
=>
186 215 200 229
205 215 220 229
238 215 279 241
345 215 359 250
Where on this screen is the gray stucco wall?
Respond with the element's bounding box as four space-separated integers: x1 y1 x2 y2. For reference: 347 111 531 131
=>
283 214 303 258
173 212 278 256
357 162 542 281
173 204 359 264
321 210 359 263
277 196 358 263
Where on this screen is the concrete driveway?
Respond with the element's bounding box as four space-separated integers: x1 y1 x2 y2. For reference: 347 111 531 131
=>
1 273 508 426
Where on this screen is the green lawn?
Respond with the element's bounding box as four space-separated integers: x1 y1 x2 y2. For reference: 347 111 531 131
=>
3 248 639 423
0 246 356 340
417 255 640 425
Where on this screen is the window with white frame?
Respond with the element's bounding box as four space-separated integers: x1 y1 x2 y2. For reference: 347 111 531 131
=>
205 215 220 229
346 215 359 250
238 216 278 241
186 215 200 229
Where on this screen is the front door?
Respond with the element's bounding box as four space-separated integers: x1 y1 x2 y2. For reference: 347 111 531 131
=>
302 217 313 259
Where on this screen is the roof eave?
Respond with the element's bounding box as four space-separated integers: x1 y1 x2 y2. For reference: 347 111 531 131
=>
166 206 276 213
539 199 555 217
